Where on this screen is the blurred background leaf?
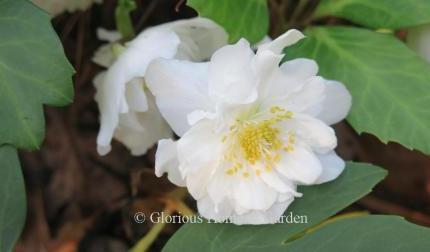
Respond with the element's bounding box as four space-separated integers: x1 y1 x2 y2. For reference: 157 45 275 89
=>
315 0 430 29
187 0 269 43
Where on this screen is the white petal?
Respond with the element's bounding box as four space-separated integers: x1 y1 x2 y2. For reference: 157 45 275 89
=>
146 59 213 136
283 76 326 116
276 146 323 185
258 58 319 103
145 17 228 61
92 44 116 68
259 170 295 194
287 114 337 153
197 196 232 222
407 24 430 63
280 58 318 79
315 151 345 184
125 78 148 112
96 30 181 152
230 197 294 225
233 175 277 211
114 95 172 155
317 80 352 125
96 28 122 42
208 39 258 104
177 120 222 174
207 167 234 205
186 167 214 200
154 139 185 186
257 29 305 55
171 17 228 61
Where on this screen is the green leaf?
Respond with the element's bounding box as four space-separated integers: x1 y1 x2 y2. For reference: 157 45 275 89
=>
115 0 136 39
0 145 26 252
284 26 430 155
0 0 74 150
187 0 269 43
163 162 386 251
283 215 430 251
315 0 430 29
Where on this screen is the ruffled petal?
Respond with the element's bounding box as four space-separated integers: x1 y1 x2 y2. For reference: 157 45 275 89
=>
230 197 295 225
258 58 319 103
276 145 323 185
208 39 258 104
257 29 305 55
282 76 326 116
96 29 181 153
125 78 148 112
286 113 337 153
113 94 172 156
177 120 222 174
315 151 345 184
197 196 233 222
316 80 352 125
146 59 213 136
154 139 185 186
233 174 277 211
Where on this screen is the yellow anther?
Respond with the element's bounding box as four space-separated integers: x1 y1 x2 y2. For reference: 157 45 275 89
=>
226 169 235 175
284 145 295 152
256 169 262 176
243 172 250 178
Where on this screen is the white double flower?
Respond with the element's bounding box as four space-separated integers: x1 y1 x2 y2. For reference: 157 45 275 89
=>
145 30 352 224
93 17 228 155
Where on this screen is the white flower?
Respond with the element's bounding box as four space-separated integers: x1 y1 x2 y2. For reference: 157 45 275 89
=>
32 0 102 16
93 17 228 155
407 24 430 63
145 30 352 225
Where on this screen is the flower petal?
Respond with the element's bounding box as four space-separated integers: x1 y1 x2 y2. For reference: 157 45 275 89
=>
197 196 232 222
169 17 228 61
259 169 296 194
316 80 352 125
315 151 345 184
177 120 222 174
125 78 148 112
113 95 172 156
258 58 319 103
283 76 326 116
287 113 337 153
154 139 185 186
257 29 305 55
233 174 277 211
146 59 213 136
208 39 258 104
276 145 323 185
96 30 181 153
230 197 295 225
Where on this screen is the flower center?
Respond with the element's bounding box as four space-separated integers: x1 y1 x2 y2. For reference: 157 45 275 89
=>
222 106 295 178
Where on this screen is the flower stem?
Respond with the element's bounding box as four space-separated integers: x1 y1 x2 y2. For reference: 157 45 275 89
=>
130 208 173 252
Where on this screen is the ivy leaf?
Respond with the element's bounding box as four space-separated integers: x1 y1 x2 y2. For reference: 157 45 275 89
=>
163 162 386 251
284 26 430 155
315 0 430 29
0 0 74 150
187 0 269 43
283 215 430 251
0 145 26 252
